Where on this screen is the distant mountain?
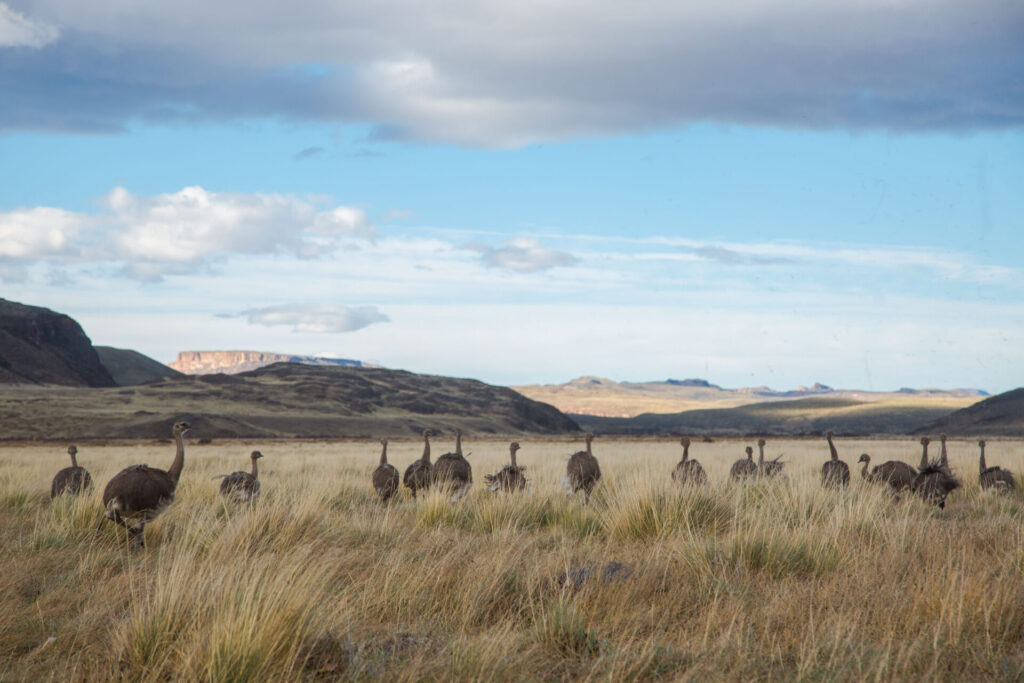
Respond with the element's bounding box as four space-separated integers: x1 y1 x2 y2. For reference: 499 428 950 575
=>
513 376 988 418
573 396 976 437
0 362 580 439
916 388 1024 436
169 350 371 375
95 347 184 386
0 298 115 387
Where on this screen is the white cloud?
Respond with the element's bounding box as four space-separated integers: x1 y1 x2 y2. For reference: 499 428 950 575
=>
469 237 579 272
237 303 390 333
0 186 375 280
0 3 58 48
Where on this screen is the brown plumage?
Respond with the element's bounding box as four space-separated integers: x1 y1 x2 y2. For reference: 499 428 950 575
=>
485 442 528 492
755 438 785 478
215 451 263 502
51 444 93 498
911 436 960 508
372 438 400 502
565 433 601 503
671 437 707 486
820 430 850 489
730 446 758 480
434 428 473 501
857 453 916 494
978 439 1015 492
102 420 191 549
403 429 433 498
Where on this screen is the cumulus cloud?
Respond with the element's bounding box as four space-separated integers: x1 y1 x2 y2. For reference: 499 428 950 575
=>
237 303 390 333
1 1 1021 143
0 186 375 280
469 238 579 272
0 3 58 48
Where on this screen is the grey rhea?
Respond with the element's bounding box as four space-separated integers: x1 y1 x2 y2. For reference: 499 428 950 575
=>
372 438 400 503
214 451 264 502
102 420 191 549
51 444 93 498
912 436 960 509
671 437 707 486
820 430 850 489
403 429 433 498
434 428 473 501
978 439 1015 492
730 446 758 480
857 453 916 495
565 433 601 503
756 438 785 478
485 441 528 492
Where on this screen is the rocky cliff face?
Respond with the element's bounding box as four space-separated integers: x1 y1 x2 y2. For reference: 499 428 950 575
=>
169 350 368 375
0 298 115 387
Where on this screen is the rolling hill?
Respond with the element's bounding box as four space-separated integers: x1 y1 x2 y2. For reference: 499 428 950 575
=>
0 362 580 440
916 388 1024 436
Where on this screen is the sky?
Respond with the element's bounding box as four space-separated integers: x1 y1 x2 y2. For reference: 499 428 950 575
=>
1 0 1022 392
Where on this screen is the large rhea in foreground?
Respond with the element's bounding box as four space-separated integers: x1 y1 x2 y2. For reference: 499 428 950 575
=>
103 421 191 549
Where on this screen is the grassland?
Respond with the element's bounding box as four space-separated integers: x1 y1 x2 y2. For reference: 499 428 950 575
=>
3 436 1024 681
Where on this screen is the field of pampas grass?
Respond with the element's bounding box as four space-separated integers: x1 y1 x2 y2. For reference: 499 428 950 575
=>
3 436 1024 681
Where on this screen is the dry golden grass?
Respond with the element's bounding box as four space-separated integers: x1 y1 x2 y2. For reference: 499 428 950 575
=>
3 436 1024 681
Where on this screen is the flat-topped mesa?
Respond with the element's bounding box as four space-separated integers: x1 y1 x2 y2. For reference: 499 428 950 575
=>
168 350 367 375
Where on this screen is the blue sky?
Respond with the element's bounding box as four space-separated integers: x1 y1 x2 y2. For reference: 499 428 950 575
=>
1 1 1022 392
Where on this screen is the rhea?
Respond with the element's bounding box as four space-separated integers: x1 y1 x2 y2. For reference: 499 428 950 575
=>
403 429 433 498
730 446 758 480
978 439 1015 492
857 454 916 496
755 438 785 478
671 437 707 486
485 441 528 492
102 420 191 549
820 430 850 489
912 436 960 509
565 433 601 503
434 428 473 501
214 451 264 503
51 444 93 498
372 438 400 502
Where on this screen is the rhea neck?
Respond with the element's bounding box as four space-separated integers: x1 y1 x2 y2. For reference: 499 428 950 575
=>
455 430 463 458
827 434 838 461
168 431 186 484
860 456 870 480
757 442 765 466
978 441 987 475
919 441 930 469
251 456 260 478
379 440 388 466
510 444 518 467
585 434 593 456
68 448 78 468
421 433 431 463
938 436 948 468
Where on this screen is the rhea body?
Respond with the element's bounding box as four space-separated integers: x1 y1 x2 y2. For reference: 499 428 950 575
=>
403 429 434 498
51 444 92 498
671 438 707 486
485 442 528 492
820 431 850 489
978 439 1015 492
372 438 400 502
565 433 601 503
215 451 263 502
102 421 191 549
434 428 473 501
